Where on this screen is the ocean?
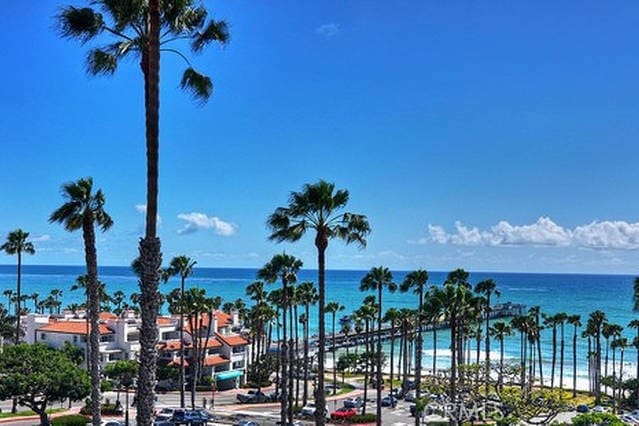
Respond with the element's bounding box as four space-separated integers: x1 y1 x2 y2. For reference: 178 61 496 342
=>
0 265 636 388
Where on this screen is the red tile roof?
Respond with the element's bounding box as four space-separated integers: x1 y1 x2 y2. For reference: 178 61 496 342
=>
168 359 189 367
215 333 248 347
157 316 173 325
157 338 221 352
39 321 113 335
203 354 229 367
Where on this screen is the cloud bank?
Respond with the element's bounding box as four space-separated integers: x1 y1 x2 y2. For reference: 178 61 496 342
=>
418 217 639 250
316 23 340 37
177 212 237 236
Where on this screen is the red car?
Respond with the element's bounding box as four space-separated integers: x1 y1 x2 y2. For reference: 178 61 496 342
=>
330 407 357 420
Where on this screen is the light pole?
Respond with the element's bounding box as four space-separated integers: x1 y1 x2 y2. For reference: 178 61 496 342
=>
124 386 130 426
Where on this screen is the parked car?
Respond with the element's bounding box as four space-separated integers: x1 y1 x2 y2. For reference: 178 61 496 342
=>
403 380 416 390
236 421 259 426
236 390 269 403
404 390 417 402
268 391 282 402
592 405 608 413
330 407 357 420
381 395 398 408
301 402 317 416
343 396 363 409
153 421 174 426
102 422 125 426
576 404 589 413
154 407 178 421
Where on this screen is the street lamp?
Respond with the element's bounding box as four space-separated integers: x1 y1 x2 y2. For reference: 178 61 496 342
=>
121 377 133 426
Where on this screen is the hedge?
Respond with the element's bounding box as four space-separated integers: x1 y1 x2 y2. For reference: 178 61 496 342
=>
51 414 89 426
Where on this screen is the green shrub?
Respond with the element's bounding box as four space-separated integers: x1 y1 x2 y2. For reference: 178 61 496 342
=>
350 413 377 424
100 380 113 392
52 414 89 425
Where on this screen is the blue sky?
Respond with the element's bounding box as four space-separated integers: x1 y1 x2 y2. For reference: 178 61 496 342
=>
1 1 639 274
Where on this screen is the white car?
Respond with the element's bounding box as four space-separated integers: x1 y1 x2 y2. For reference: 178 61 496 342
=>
301 402 317 416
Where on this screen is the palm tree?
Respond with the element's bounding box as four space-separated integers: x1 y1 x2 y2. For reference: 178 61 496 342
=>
267 180 370 425
2 290 15 316
258 253 302 426
442 269 472 399
542 313 558 389
360 266 397 426
587 310 607 404
424 287 444 379
50 177 113 426
567 315 581 397
297 281 317 406
400 268 428 412
1 229 35 343
529 306 544 389
489 321 512 391
57 4 229 423
383 307 402 400
163 255 197 409
326 301 345 396
475 278 500 394
355 302 377 416
555 312 568 392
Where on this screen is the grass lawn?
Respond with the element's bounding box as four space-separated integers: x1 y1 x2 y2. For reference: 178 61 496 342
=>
0 408 65 419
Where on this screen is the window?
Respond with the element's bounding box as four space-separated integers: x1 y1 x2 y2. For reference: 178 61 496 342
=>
40 333 46 340
232 361 244 369
73 336 78 343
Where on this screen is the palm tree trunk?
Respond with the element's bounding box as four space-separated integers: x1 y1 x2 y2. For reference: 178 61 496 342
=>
415 289 423 426
362 319 369 416
315 241 327 426
485 293 491 395
180 277 186 408
499 337 504 391
573 327 578 398
82 217 102 426
536 316 544 389
433 325 437 379
332 313 337 395
280 281 289 426
619 349 625 406
389 326 395 400
137 1 162 424
294 305 300 408
303 304 309 406
15 251 21 344
376 286 383 426
288 304 294 423
559 324 565 392
551 325 557 389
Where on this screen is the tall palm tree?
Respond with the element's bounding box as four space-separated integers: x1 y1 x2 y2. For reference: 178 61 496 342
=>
424 287 444 379
30 292 40 314
542 313 558 389
475 278 500 394
258 253 302 426
442 269 472 400
529 306 544 389
297 281 317 406
57 4 229 423
267 180 370 424
360 266 397 426
164 255 197 409
1 229 35 344
383 307 401 400
567 315 581 397
50 177 113 426
555 312 568 392
326 301 345 395
489 321 512 391
587 310 607 404
355 302 377 416
400 268 428 414
2 290 15 315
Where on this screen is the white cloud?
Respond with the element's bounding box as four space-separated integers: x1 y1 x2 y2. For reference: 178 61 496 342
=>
315 23 340 37
177 212 237 236
417 217 639 250
31 234 51 242
135 204 162 224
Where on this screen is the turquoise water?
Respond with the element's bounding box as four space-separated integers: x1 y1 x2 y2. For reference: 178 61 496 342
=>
0 265 636 386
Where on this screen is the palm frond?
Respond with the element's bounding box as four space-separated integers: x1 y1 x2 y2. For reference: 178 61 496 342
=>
57 6 105 43
180 67 212 102
86 48 119 75
192 19 230 52
96 0 146 33
164 3 207 34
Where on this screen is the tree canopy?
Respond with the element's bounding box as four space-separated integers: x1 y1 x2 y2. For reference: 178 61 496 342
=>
0 343 90 426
